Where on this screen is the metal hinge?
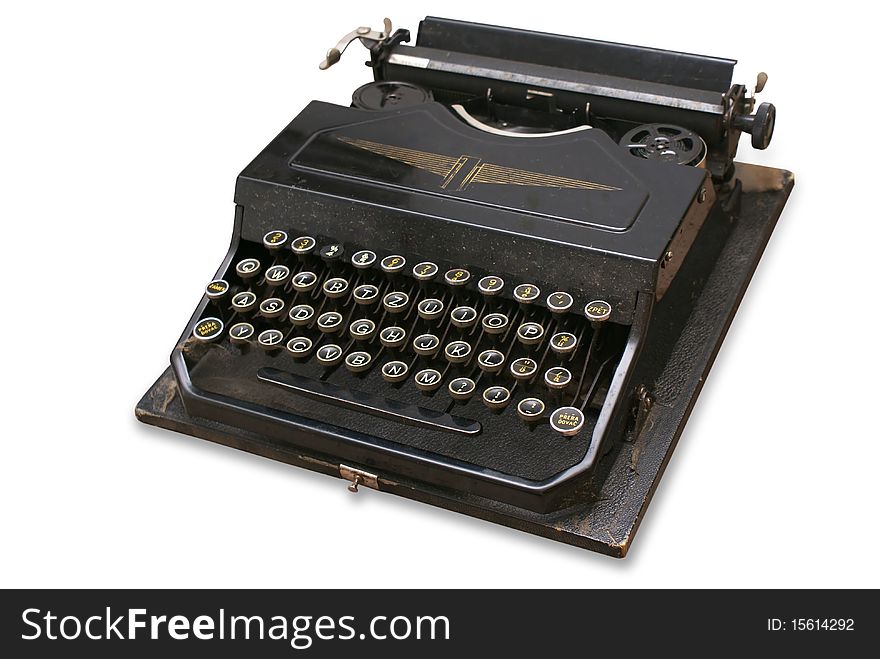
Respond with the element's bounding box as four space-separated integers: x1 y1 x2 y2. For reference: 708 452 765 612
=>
339 464 380 493
632 385 655 437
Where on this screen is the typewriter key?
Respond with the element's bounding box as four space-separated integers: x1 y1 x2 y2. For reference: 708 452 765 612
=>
584 299 612 324
192 317 224 343
322 277 349 299
417 298 445 321
450 305 478 328
317 311 344 333
482 386 511 411
549 332 578 355
513 284 540 304
235 258 261 279
319 243 345 263
231 291 258 313
228 322 255 344
547 291 573 314
205 279 229 300
444 340 472 364
262 230 288 250
549 406 585 437
257 328 284 350
516 322 545 345
412 333 441 356
353 284 380 305
478 275 504 296
412 261 439 281
444 268 470 286
259 297 286 319
291 236 316 256
344 350 373 373
510 357 538 380
291 271 318 293
380 255 406 274
264 264 291 286
481 312 510 335
349 318 377 341
379 326 407 349
288 303 315 326
381 360 409 383
544 367 573 390
286 336 313 357
316 343 344 366
351 249 377 269
383 291 410 313
448 377 476 401
414 368 443 392
517 397 546 421
477 349 506 373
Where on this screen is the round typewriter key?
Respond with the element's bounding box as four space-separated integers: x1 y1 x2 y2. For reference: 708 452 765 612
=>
510 357 538 380
448 377 476 401
264 264 291 286
517 322 545 345
349 318 377 341
291 271 318 293
382 291 410 313
380 254 406 274
205 279 229 300
379 326 407 349
444 268 470 286
291 235 316 255
322 277 349 299
257 328 284 350
450 305 478 328
344 350 373 373
316 343 344 366
478 275 504 296
482 386 511 411
477 349 506 373
381 360 410 383
353 284 380 305
517 397 546 421
412 261 439 281
444 340 472 364
285 336 313 357
235 258 261 279
417 298 445 321
547 291 574 314
550 406 585 437
263 230 288 250
319 243 345 262
288 303 315 326
544 366 573 390
513 283 541 304
481 312 510 335
351 249 377 269
584 299 612 324
317 311 344 333
412 333 440 357
414 368 443 392
550 332 578 355
231 291 257 313
192 317 224 343
259 297 286 319
229 322 255 344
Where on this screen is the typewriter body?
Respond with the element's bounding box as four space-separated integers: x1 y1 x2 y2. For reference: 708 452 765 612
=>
137 17 792 555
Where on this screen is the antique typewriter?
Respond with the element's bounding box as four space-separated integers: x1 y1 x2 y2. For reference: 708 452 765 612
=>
137 17 793 556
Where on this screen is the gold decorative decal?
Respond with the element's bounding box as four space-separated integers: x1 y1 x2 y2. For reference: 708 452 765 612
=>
336 135 621 192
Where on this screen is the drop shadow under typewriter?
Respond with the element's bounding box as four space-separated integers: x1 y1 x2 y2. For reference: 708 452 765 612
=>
137 16 793 555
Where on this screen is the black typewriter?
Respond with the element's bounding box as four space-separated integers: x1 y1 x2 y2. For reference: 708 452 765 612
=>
137 17 793 556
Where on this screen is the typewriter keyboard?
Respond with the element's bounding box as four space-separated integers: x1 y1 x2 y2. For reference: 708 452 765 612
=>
182 230 629 482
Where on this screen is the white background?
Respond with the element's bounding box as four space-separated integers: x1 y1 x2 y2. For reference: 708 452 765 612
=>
2 1 877 588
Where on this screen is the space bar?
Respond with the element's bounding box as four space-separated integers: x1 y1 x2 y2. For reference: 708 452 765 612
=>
257 368 481 436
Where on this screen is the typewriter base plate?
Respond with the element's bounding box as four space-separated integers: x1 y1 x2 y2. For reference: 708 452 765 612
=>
136 163 793 558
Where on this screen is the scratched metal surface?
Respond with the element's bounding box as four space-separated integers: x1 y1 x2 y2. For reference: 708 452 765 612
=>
136 163 794 557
